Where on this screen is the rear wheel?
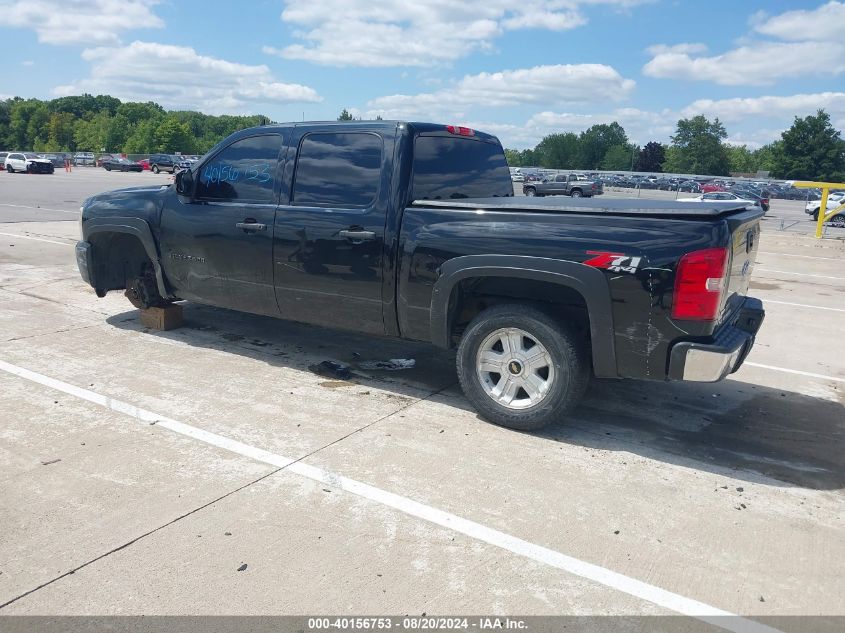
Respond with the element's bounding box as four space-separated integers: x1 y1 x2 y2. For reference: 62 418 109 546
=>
524 188 536 197
456 304 589 431
152 165 160 174
571 189 583 197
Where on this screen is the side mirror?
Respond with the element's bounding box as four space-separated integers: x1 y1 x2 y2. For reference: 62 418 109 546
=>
175 169 194 196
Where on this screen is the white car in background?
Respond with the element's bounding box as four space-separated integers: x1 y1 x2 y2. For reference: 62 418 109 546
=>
4 152 55 174
680 192 758 206
805 192 845 222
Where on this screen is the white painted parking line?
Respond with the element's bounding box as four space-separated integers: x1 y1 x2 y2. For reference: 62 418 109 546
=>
0 358 781 633
0 203 79 214
763 299 845 313
0 232 74 246
756 268 845 281
744 362 845 384
758 251 843 262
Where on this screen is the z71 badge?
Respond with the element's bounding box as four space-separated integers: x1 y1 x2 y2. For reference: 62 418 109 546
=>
584 250 642 274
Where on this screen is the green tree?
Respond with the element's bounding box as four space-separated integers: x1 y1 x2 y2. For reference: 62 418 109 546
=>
73 112 112 151
727 145 758 174
504 148 522 166
535 132 580 169
667 115 730 175
154 117 193 153
337 109 354 121
772 110 845 181
634 141 665 172
47 112 77 150
578 122 628 169
753 141 782 174
601 144 633 171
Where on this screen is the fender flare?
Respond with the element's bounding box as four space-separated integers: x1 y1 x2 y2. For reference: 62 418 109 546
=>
430 255 617 377
83 217 170 299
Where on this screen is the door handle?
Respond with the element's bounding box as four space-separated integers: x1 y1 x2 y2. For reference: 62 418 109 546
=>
339 229 376 241
235 221 267 232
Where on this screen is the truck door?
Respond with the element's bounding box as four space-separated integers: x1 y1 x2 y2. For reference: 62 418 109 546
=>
159 132 287 315
272 127 392 335
552 174 569 195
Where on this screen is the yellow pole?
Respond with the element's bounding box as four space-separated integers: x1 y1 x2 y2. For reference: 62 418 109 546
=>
816 188 829 239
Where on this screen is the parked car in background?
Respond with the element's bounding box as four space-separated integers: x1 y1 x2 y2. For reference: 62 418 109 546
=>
74 152 95 166
523 173 603 197
102 157 143 172
40 153 70 168
174 156 196 172
730 187 770 212
677 180 701 193
805 192 845 222
149 153 179 174
701 182 726 193
5 152 55 173
95 154 116 167
0 152 8 166
137 158 151 171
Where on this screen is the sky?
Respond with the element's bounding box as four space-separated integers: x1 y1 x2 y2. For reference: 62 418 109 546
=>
1 0 844 150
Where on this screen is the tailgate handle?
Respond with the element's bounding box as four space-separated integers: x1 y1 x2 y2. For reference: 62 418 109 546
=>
746 230 755 252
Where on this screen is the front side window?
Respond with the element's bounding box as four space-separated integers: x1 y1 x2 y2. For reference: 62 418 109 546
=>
196 135 281 202
292 132 383 207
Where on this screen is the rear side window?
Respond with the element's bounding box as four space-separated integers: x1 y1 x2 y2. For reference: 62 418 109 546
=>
196 134 281 202
293 132 383 207
412 136 513 201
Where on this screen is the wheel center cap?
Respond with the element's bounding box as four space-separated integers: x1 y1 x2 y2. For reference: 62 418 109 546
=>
508 360 523 375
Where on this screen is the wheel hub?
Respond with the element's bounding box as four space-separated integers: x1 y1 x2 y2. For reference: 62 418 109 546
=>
475 327 555 410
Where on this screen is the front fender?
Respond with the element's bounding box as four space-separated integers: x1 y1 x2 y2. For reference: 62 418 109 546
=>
82 217 170 299
430 255 617 377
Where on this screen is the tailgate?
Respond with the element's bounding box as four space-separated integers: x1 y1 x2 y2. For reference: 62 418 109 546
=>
720 208 763 323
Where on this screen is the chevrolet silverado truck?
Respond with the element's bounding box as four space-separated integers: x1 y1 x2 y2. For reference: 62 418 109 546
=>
76 121 764 430
523 173 603 198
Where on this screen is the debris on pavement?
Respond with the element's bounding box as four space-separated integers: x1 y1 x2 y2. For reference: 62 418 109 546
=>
358 358 416 371
308 361 352 380
237 563 247 572
40 459 61 466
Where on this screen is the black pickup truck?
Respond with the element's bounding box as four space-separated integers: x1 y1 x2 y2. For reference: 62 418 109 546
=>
76 121 764 430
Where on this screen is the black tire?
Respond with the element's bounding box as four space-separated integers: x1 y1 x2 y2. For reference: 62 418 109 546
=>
570 189 583 197
456 304 590 431
152 165 160 174
125 265 169 309
812 209 819 222
6 165 13 173
524 188 536 197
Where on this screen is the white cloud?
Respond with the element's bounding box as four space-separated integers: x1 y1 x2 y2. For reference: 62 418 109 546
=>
0 0 164 45
643 41 845 85
21 60 34 66
267 0 650 67
753 1 845 41
643 1 845 86
54 41 322 114
365 64 635 119
681 92 845 123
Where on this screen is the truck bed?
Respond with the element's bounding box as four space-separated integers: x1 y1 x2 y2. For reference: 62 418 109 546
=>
412 196 759 218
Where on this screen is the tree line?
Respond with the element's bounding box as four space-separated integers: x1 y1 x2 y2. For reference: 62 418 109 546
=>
0 94 270 155
505 110 845 182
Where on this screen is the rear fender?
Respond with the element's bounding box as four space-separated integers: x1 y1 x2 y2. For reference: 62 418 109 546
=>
430 255 617 377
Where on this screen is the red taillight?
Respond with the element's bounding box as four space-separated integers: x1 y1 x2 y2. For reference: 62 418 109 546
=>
446 125 474 137
672 247 730 321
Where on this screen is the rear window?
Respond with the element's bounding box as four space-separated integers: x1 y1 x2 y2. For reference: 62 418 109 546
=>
412 136 513 201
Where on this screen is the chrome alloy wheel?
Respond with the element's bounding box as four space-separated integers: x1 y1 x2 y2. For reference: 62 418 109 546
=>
475 327 555 410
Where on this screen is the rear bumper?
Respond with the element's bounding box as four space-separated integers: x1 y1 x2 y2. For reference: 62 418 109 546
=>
668 297 765 382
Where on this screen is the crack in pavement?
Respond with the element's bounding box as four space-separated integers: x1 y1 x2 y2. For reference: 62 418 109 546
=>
0 468 283 611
